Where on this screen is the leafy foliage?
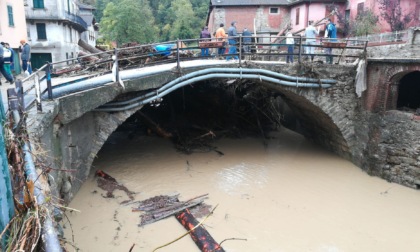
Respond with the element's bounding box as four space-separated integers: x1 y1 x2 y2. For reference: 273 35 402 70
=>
96 0 209 42
351 9 380 36
100 0 158 45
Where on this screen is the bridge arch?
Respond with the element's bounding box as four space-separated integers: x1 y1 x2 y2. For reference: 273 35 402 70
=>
367 62 420 112
31 63 358 202
396 71 420 111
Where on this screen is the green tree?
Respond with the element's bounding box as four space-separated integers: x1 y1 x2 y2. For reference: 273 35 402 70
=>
170 0 196 40
100 0 158 45
351 9 379 36
94 0 111 23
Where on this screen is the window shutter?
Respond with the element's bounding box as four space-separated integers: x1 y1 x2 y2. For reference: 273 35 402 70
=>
7 6 14 26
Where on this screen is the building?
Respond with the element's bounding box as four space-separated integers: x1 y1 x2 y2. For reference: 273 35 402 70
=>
78 2 98 48
207 0 420 37
24 0 96 69
348 0 420 33
0 0 28 74
207 0 347 38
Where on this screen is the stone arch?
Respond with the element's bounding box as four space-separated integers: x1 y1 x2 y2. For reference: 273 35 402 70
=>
396 71 420 110
385 65 420 111
261 82 355 160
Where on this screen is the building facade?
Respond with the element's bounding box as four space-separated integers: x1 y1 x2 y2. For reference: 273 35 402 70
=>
24 0 95 69
348 0 420 33
207 0 420 37
207 0 347 37
0 0 28 74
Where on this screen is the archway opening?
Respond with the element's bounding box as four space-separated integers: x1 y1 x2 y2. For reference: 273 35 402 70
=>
397 71 420 111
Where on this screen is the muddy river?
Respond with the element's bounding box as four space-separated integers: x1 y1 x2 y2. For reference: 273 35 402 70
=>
64 128 420 252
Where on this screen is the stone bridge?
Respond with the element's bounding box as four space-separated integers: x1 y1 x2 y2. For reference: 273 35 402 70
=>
25 28 420 202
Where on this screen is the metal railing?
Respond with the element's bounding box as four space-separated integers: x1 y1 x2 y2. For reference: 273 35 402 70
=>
14 35 368 114
348 30 408 46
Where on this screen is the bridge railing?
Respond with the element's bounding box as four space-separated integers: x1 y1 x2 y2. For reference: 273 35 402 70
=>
14 35 368 113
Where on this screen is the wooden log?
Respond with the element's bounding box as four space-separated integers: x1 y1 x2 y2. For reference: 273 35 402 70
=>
175 209 225 252
78 39 110 58
137 111 173 138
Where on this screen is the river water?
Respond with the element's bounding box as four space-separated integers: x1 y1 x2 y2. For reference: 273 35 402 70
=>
64 128 420 252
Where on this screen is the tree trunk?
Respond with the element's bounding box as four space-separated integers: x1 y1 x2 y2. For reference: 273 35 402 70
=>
175 209 225 252
78 39 110 58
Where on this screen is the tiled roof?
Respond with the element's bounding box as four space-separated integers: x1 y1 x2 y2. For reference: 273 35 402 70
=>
210 0 346 6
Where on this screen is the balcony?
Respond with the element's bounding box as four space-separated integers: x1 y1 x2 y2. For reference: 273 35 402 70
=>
26 9 87 32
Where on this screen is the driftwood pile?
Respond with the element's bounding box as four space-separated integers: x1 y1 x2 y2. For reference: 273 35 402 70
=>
93 171 225 251
132 194 210 226
54 40 196 77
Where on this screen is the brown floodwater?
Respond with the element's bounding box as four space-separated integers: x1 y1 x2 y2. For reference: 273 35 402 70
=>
64 128 420 252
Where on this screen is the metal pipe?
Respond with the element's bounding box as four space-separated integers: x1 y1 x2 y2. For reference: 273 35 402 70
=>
23 143 62 252
43 67 336 100
94 72 332 112
100 67 336 107
8 89 62 252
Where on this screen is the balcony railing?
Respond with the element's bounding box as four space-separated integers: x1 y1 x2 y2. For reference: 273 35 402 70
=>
25 9 87 31
64 12 88 30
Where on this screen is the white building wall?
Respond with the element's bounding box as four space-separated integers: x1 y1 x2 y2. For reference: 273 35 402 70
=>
25 0 87 68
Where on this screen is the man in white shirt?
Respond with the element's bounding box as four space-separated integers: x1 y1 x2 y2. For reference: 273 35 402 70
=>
304 21 320 62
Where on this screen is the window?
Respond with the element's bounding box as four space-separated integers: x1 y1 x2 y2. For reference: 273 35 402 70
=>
270 7 279 14
345 10 350 22
295 8 300 25
357 2 364 16
7 6 14 27
36 23 47 40
33 0 44 9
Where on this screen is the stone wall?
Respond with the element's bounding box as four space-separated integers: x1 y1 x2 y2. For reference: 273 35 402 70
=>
354 110 420 188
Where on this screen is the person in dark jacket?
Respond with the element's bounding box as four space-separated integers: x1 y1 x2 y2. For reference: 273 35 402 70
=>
200 26 211 57
242 28 252 53
324 19 337 64
20 39 31 73
226 21 239 61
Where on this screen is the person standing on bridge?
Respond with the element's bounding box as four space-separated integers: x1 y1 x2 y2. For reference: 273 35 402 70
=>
200 26 211 57
226 21 239 61
19 39 31 75
1 42 14 76
304 20 320 62
242 28 252 53
215 23 227 58
285 27 295 64
0 43 14 84
324 18 337 64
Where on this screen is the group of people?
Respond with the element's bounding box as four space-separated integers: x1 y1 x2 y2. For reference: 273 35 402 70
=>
0 39 31 85
201 18 337 63
285 18 337 64
200 21 252 61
